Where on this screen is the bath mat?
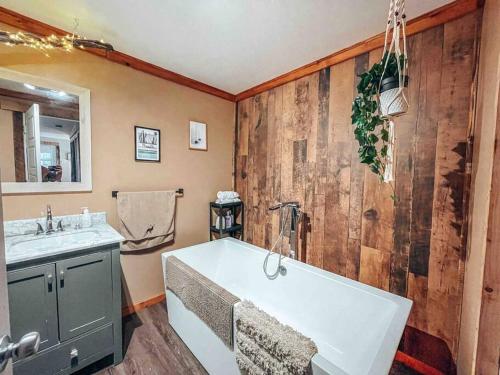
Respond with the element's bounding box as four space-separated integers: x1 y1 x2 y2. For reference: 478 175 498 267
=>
165 255 240 348
234 300 318 375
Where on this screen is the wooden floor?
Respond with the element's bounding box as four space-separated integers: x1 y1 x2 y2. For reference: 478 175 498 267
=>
77 302 206 375
77 302 418 375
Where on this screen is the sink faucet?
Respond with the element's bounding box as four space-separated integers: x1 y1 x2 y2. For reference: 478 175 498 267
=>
45 205 55 234
34 205 64 235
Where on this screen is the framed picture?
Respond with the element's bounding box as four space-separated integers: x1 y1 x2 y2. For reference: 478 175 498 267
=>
189 121 207 151
135 126 161 162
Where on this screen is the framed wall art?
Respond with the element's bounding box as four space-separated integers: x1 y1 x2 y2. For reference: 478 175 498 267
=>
135 126 161 162
189 121 207 151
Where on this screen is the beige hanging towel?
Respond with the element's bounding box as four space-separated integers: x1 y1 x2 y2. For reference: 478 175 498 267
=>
117 191 176 251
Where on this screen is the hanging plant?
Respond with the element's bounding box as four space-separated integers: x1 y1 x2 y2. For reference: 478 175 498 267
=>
351 0 409 186
351 52 407 179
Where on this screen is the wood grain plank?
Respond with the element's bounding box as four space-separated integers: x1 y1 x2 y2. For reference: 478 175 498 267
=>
309 193 325 268
346 238 361 280
348 53 369 242
409 26 443 278
323 142 351 275
245 96 256 243
254 93 269 247
346 53 369 280
389 32 421 297
293 140 307 191
303 75 320 259
323 60 354 275
315 68 331 196
236 99 251 231
359 245 391 291
280 81 296 203
264 89 277 249
309 68 330 268
407 273 429 332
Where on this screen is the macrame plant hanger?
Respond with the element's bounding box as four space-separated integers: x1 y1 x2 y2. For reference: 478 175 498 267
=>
379 0 409 183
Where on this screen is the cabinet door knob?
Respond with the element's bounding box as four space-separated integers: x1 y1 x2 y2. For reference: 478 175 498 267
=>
70 348 78 359
47 273 53 286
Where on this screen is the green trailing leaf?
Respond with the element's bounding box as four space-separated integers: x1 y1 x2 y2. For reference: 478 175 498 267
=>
351 52 405 182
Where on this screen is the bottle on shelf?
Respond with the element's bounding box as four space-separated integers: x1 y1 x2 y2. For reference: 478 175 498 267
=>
215 214 225 230
225 211 232 229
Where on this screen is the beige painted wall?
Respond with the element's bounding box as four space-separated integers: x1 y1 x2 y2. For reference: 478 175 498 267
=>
0 22 235 307
458 1 500 373
0 109 15 182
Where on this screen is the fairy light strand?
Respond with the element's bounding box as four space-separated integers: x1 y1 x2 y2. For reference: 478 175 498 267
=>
0 30 113 56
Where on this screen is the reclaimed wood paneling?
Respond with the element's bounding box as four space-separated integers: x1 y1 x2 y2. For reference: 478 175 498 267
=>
234 13 480 366
426 13 479 356
475 80 500 375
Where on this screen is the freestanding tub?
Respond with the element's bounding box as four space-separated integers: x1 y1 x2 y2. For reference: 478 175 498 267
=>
161 238 412 375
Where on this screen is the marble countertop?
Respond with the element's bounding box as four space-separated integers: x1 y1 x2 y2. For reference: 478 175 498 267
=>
4 212 124 266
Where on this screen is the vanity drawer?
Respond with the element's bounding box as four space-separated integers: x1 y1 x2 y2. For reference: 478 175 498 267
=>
14 323 114 375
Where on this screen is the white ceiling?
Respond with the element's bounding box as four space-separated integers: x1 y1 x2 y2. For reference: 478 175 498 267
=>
1 0 453 94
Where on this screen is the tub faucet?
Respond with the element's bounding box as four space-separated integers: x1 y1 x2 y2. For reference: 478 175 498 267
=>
287 204 301 260
268 202 302 260
264 201 302 279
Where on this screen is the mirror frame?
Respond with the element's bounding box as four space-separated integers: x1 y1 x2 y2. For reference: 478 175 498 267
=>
0 67 92 194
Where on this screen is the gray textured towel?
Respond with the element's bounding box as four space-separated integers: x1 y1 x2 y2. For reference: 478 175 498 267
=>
234 300 318 375
165 256 240 348
117 191 176 251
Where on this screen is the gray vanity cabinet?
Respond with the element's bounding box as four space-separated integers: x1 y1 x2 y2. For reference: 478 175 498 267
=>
57 252 113 341
7 245 122 375
7 263 59 351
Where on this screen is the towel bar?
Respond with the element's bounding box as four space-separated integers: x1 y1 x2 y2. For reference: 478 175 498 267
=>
112 189 183 198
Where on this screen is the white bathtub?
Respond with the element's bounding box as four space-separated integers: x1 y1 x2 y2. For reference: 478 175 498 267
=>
161 238 412 375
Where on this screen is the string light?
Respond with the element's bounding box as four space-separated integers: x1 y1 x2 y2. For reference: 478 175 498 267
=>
0 30 113 56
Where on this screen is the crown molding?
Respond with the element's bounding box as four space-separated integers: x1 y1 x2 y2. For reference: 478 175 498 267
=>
0 6 236 102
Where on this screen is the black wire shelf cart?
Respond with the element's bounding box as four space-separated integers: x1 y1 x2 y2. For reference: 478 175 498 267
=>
209 201 244 241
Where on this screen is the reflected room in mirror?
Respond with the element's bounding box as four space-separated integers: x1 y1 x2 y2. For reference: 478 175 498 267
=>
0 78 81 184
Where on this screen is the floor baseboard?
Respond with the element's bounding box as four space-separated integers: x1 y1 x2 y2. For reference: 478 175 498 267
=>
122 293 166 317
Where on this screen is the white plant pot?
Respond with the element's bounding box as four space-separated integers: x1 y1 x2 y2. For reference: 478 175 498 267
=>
380 87 408 117
379 76 409 117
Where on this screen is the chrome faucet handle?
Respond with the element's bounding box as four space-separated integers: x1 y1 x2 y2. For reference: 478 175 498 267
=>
56 220 64 232
45 205 54 234
35 223 44 235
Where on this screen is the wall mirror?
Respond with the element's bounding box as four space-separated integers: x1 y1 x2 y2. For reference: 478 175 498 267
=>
0 68 91 194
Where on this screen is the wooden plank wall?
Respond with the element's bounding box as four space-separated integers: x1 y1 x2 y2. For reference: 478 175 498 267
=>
234 12 480 369
475 81 500 374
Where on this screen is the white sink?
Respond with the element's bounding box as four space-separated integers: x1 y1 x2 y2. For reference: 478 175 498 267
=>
4 214 125 265
8 230 100 254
